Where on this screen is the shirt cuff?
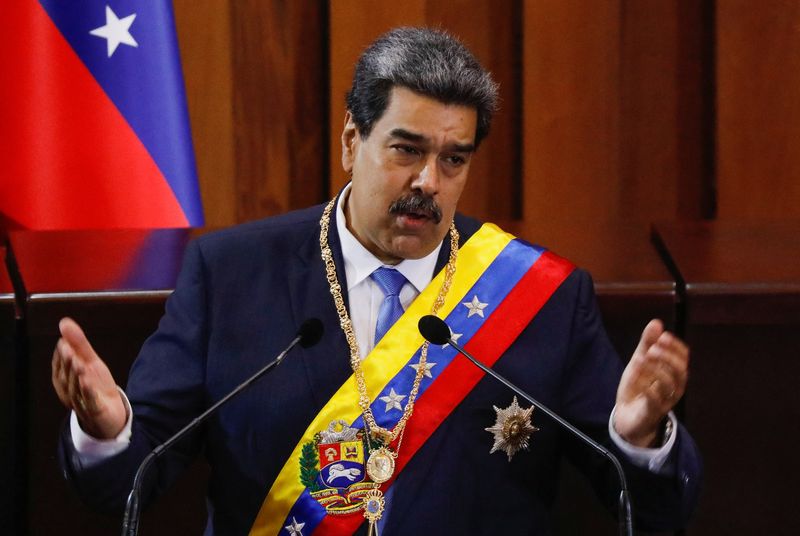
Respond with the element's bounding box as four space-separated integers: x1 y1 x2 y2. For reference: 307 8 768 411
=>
608 406 678 474
69 386 133 468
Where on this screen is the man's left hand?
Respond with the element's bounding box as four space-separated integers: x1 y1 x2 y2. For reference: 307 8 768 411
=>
613 319 689 447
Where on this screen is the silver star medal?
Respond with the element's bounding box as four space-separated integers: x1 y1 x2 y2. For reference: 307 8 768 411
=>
462 295 488 318
485 396 539 461
284 516 305 536
378 388 406 412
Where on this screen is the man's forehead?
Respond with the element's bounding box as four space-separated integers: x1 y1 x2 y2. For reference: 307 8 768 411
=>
373 87 478 145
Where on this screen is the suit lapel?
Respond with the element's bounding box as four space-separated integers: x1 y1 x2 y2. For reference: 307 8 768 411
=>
433 213 475 274
287 204 353 412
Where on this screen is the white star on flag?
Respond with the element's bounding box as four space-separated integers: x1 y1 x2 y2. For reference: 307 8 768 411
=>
284 516 305 536
442 332 463 349
379 388 407 412
90 5 138 58
462 295 488 318
409 360 437 378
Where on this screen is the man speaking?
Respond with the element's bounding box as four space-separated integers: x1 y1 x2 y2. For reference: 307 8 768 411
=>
52 27 701 534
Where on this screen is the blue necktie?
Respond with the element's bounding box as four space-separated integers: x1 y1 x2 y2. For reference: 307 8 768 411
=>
369 266 407 533
370 267 407 344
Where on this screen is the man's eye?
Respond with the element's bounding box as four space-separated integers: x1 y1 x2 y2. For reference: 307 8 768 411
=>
393 145 419 155
445 155 466 166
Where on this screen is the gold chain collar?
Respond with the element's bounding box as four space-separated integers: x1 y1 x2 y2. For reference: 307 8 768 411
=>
318 196 459 444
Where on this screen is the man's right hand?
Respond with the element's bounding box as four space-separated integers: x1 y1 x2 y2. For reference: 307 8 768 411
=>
51 317 128 440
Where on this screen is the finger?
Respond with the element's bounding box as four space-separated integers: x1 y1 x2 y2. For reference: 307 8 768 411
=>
621 357 659 392
52 345 71 404
52 338 93 413
631 340 674 379
658 329 688 353
646 349 689 403
64 357 81 403
655 332 690 368
56 341 74 392
66 353 94 412
634 319 664 356
624 347 683 401
59 317 97 364
647 339 690 386
77 376 100 414
646 369 679 403
651 342 688 385
51 342 64 386
58 337 79 375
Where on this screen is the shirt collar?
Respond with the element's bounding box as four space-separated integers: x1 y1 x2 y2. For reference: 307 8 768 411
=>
336 183 442 293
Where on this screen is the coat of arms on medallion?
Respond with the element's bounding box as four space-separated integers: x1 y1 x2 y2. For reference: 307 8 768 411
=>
299 420 379 515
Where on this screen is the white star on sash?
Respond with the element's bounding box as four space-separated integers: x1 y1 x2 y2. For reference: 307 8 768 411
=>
90 6 138 57
442 332 463 349
462 295 488 318
284 516 305 536
379 388 407 412
409 360 437 378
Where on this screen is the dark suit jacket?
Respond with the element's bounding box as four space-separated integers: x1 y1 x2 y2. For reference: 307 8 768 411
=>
59 203 702 534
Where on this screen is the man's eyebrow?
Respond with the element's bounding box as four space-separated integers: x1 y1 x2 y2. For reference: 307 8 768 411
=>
388 128 427 143
449 142 475 153
387 128 475 153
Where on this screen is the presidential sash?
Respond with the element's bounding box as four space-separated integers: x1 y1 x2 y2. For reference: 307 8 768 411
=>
250 223 574 535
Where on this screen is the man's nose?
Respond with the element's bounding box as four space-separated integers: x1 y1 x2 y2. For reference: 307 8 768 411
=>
411 156 439 195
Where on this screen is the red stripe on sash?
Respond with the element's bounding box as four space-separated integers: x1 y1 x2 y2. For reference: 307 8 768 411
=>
315 251 574 534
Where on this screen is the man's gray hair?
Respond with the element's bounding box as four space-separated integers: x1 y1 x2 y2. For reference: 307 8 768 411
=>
346 27 499 148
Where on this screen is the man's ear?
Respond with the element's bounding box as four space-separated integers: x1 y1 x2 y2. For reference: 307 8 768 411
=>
341 111 358 175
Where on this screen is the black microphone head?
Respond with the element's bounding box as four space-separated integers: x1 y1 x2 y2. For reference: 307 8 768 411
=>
298 318 324 348
418 315 452 345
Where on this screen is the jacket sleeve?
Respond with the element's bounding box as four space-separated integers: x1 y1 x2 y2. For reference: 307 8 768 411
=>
558 269 702 531
58 239 210 513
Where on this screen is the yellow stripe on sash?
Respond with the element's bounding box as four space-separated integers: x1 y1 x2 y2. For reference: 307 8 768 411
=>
250 223 513 535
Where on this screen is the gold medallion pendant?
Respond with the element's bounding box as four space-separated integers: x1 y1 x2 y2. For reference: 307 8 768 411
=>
363 488 385 522
365 447 396 483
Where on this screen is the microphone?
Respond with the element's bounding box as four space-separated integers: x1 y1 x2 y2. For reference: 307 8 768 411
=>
121 318 323 536
418 315 634 536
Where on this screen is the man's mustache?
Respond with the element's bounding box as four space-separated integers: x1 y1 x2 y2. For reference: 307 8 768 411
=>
389 194 443 224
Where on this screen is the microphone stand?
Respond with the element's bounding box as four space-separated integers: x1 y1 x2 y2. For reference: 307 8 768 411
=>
439 335 634 536
121 332 305 536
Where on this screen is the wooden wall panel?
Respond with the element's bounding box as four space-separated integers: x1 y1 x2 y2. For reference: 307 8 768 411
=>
175 1 327 227
621 0 715 221
523 1 622 222
716 1 800 220
328 0 521 221
676 0 716 220
174 1 237 227
618 1 680 218
230 1 327 221
173 1 800 228
523 0 712 223
175 1 718 228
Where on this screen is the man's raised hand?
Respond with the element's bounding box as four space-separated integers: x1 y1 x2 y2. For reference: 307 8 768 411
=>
613 319 689 447
51 317 127 440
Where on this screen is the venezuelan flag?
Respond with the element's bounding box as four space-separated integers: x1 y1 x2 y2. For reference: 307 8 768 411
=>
0 0 203 230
